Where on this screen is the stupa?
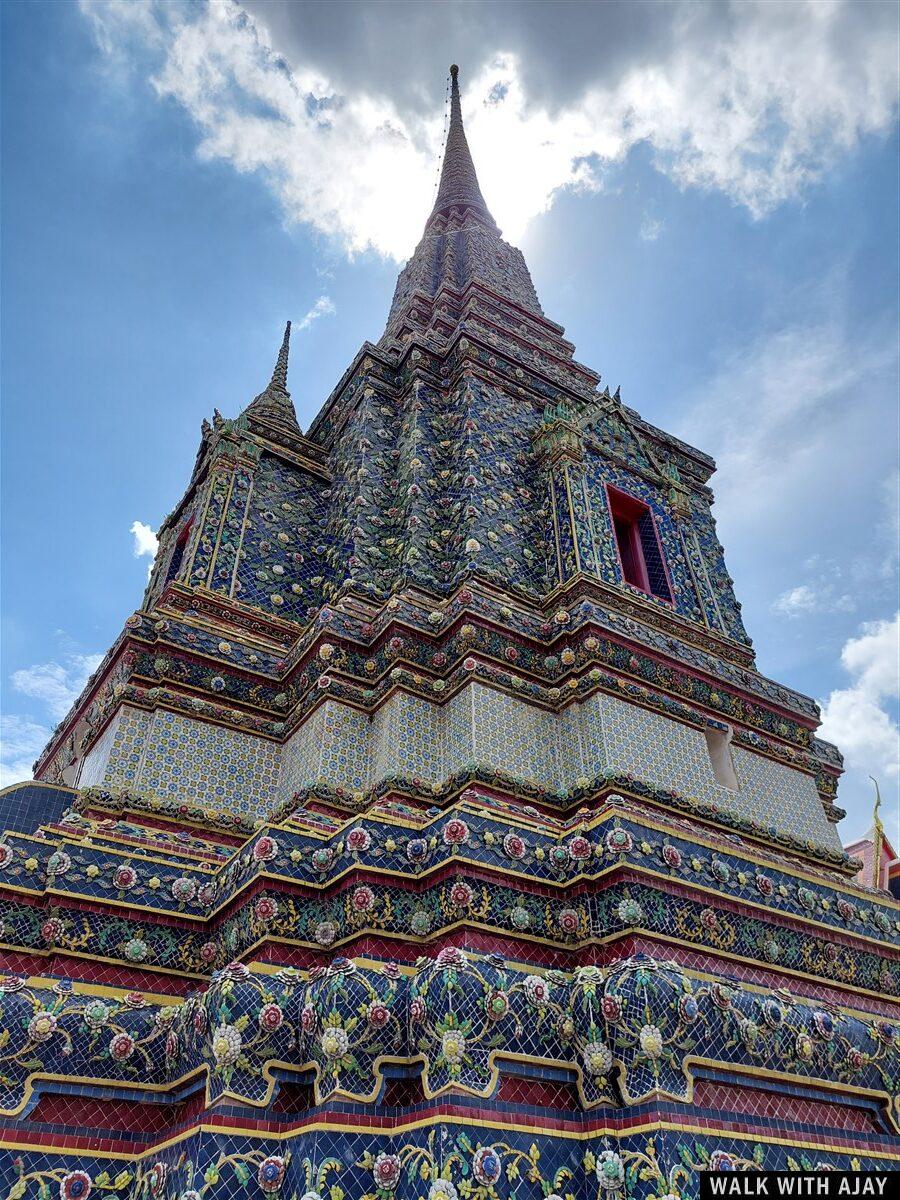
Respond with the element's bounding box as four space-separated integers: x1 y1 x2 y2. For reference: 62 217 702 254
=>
1 66 897 1199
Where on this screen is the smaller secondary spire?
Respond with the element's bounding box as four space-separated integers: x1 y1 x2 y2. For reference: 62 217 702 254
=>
430 64 494 224
869 775 885 889
269 320 291 393
243 320 301 438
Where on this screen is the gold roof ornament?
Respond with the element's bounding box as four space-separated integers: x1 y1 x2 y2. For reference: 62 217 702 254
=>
869 775 884 889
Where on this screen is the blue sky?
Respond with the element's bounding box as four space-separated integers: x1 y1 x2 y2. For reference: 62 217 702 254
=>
2 0 898 845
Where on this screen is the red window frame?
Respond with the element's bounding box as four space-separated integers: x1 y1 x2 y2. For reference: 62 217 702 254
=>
606 485 672 602
164 517 193 585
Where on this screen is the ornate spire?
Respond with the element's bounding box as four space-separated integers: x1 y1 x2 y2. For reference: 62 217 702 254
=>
379 65 543 345
429 65 495 225
270 320 291 392
244 321 301 438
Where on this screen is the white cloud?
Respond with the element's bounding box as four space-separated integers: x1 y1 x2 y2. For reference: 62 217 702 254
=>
0 646 102 787
131 519 159 559
10 652 104 724
819 614 900 825
296 295 335 331
80 0 166 60
639 214 664 242
772 581 855 618
0 714 52 790
772 585 818 617
79 0 899 260
838 612 900 703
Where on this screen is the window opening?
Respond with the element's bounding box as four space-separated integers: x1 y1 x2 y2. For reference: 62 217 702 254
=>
608 487 672 601
704 724 739 791
165 519 192 585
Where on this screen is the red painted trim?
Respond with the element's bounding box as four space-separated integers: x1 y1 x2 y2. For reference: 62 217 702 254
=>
12 1090 894 1157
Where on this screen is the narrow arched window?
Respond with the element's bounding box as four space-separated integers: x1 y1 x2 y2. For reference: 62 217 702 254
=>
607 486 672 601
165 518 193 585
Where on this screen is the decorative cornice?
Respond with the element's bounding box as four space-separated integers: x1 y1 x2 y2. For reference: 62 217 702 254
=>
0 951 895 1121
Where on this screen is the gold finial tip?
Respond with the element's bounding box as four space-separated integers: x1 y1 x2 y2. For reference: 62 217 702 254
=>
450 64 459 77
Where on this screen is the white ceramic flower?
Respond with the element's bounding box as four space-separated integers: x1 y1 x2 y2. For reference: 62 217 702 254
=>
212 1023 242 1066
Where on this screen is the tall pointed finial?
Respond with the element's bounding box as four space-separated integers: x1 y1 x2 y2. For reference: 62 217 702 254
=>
871 775 884 831
869 775 885 889
430 65 495 224
270 320 291 393
449 63 460 117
